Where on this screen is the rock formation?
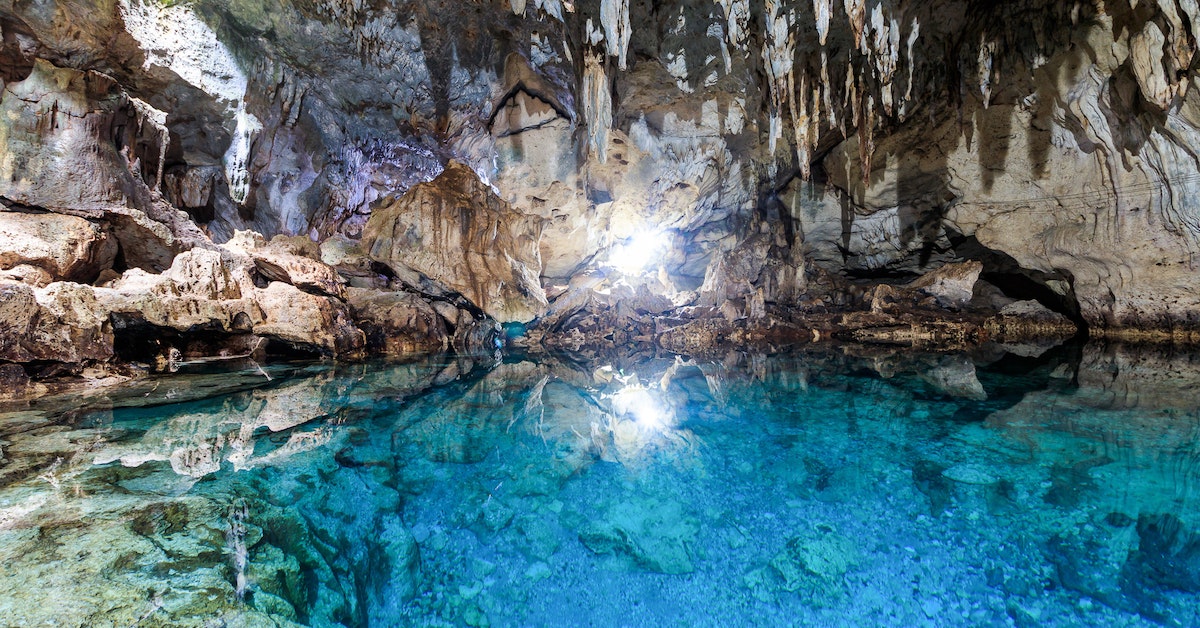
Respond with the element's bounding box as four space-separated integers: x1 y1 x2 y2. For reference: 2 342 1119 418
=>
4 0 1200 386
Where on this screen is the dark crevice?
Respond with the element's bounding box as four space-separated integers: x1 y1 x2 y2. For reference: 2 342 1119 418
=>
949 229 1088 330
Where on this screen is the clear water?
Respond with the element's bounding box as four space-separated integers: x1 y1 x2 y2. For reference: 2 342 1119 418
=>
2 344 1200 627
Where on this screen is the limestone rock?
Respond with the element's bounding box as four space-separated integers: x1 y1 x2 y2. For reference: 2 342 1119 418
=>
226 231 347 300
346 288 449 355
0 264 53 287
907 261 982 310
361 161 547 323
0 59 209 274
0 281 114 365
0 211 117 283
98 247 362 359
254 282 365 357
698 222 811 310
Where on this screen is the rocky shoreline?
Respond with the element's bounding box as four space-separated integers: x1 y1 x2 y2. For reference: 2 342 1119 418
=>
5 0 1200 401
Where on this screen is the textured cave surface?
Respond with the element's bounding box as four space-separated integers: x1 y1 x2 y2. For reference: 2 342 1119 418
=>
3 0 1200 382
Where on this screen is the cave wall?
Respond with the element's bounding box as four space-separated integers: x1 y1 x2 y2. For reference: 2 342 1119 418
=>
2 0 1199 333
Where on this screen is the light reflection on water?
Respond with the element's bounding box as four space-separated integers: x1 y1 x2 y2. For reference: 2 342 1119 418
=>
1 344 1199 626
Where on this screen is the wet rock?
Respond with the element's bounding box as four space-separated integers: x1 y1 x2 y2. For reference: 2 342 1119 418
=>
943 463 998 485
755 524 859 605
362 161 548 323
919 355 987 400
1131 513 1200 593
346 288 449 355
578 499 697 574
1044 525 1135 611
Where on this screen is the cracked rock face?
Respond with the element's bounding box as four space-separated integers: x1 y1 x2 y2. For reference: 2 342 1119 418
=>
361 161 548 324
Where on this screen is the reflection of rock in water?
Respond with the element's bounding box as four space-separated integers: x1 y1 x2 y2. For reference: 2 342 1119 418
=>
2 345 1200 625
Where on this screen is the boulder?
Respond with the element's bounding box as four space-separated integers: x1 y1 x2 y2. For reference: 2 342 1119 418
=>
226 231 347 300
0 264 53 287
908 261 983 310
97 246 363 359
0 281 114 364
346 288 449 355
254 282 364 357
361 161 548 323
0 211 117 283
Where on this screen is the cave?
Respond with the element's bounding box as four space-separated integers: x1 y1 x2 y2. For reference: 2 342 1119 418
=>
2 0 1200 625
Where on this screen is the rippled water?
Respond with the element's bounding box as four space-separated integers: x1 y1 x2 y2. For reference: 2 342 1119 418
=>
2 343 1200 627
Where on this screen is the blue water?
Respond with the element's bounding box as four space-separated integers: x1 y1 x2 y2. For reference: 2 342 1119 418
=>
1 344 1199 627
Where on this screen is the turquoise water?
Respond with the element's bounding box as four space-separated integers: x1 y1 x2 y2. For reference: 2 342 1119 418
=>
1 344 1200 627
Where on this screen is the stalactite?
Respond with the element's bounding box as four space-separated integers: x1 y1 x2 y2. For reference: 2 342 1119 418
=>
581 50 612 163
814 0 832 47
714 0 750 48
129 97 169 193
844 0 866 49
978 36 996 108
859 94 875 185
903 19 920 111
600 0 631 70
822 50 836 130
761 0 796 158
848 62 860 126
867 5 897 114
794 71 810 179
225 101 262 205
512 0 526 16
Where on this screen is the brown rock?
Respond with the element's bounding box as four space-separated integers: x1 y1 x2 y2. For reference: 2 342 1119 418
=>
361 161 547 323
346 288 449 355
0 211 117 282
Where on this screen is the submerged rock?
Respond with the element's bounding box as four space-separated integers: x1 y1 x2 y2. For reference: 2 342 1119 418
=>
579 499 698 574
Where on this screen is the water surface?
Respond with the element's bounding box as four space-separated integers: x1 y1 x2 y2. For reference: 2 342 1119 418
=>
1 344 1199 627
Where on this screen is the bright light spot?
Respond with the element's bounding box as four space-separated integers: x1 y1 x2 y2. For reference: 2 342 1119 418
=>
607 230 668 275
611 385 670 428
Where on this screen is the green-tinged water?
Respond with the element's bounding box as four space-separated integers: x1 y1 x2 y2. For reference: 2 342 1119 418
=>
2 344 1200 627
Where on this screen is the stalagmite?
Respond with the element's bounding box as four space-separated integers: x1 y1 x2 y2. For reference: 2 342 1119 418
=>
581 51 612 163
600 0 631 70
814 0 832 46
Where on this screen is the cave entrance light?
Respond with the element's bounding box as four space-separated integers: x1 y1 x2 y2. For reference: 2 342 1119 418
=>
606 229 668 276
